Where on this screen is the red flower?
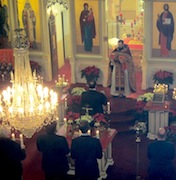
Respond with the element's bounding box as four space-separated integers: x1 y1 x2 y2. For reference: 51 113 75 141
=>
65 111 80 121
93 113 109 124
67 95 81 106
81 66 100 81
153 70 173 85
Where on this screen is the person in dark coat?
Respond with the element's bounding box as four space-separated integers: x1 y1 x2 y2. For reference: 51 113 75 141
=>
147 127 175 180
0 126 26 180
80 80 108 115
37 121 70 180
71 120 103 180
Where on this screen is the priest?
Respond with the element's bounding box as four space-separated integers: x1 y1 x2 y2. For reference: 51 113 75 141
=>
107 39 136 97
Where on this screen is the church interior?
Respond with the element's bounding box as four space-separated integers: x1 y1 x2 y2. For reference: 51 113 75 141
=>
1 0 176 179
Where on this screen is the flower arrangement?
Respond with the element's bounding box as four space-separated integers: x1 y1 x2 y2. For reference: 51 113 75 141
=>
66 87 86 113
153 70 173 85
64 111 80 124
93 113 110 127
129 121 147 134
81 66 100 82
71 87 86 96
67 95 81 113
134 93 154 121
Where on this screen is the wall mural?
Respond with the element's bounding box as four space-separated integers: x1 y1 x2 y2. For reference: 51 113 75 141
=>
0 0 9 48
152 1 176 58
22 2 37 49
18 0 42 51
75 0 100 54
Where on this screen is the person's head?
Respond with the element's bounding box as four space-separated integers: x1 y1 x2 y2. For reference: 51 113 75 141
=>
118 40 124 49
157 127 166 140
163 4 169 11
46 121 57 134
79 120 90 133
83 3 89 10
87 80 97 89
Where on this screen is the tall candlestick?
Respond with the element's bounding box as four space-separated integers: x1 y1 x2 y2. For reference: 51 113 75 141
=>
11 133 15 141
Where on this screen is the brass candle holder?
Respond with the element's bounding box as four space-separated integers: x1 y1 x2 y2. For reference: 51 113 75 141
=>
153 84 168 94
55 74 68 88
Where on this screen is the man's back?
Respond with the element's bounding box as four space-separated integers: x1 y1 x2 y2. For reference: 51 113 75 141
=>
0 137 26 179
81 90 107 115
147 127 175 179
37 133 69 174
71 135 102 178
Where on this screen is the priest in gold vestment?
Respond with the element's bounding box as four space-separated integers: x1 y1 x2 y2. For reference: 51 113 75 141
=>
107 40 136 97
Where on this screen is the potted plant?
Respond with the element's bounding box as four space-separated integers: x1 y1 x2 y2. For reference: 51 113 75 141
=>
153 70 173 85
134 92 154 122
81 66 100 82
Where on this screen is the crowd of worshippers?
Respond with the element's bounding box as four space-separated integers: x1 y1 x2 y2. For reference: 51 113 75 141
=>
1 122 176 180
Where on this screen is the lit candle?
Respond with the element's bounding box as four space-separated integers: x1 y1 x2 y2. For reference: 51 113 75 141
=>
10 71 14 81
1 74 4 81
96 130 100 139
33 69 36 78
11 133 15 141
88 130 91 135
107 102 111 113
63 118 67 124
64 98 67 108
20 134 24 147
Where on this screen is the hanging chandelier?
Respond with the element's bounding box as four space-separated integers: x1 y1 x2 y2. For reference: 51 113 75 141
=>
0 29 59 138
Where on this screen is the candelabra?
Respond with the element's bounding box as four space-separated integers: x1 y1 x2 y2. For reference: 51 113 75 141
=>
55 74 68 88
0 29 59 138
153 84 168 94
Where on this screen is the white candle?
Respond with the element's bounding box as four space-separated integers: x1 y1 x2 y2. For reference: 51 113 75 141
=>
64 98 67 108
10 71 14 81
107 102 110 112
19 134 24 147
96 130 100 139
2 74 4 81
63 118 67 124
88 130 91 135
11 133 15 141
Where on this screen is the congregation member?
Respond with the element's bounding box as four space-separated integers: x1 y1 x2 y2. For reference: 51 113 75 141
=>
37 121 70 180
0 125 26 180
147 127 175 180
71 120 102 180
107 39 136 97
80 80 108 115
